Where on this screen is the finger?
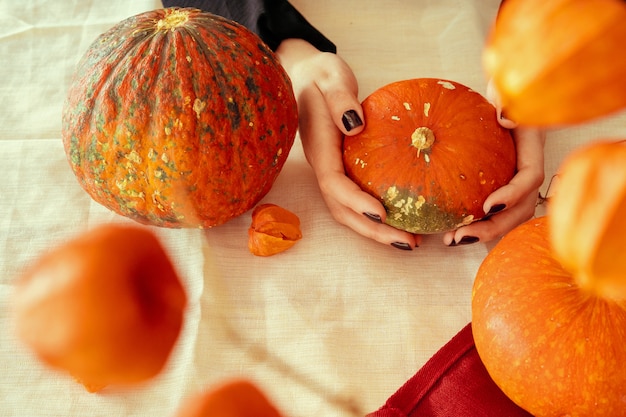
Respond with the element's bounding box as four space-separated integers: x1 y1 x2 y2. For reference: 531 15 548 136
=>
314 57 365 136
318 173 420 249
446 189 537 245
318 172 385 219
483 127 545 214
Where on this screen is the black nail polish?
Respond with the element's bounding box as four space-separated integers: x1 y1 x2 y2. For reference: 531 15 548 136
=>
391 242 413 251
487 203 507 215
342 109 363 132
363 212 382 223
449 236 480 247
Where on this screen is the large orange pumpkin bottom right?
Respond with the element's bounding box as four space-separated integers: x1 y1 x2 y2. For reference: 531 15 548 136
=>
342 78 516 234
471 216 626 417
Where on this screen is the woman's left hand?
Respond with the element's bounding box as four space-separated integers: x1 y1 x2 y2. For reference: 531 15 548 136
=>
442 125 546 245
442 78 546 246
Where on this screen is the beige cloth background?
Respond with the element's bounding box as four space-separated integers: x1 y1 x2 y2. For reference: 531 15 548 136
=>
1 1 625 416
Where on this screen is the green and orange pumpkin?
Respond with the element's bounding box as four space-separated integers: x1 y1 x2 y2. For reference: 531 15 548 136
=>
342 78 516 234
62 8 298 228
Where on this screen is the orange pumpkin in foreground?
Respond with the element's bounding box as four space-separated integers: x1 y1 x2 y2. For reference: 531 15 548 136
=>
472 140 626 416
549 140 626 300
62 8 298 229
472 217 626 417
343 78 516 234
176 379 282 417
13 224 187 392
485 0 626 126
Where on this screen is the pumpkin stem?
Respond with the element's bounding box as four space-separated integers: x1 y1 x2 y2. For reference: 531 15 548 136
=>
156 9 190 31
411 127 435 157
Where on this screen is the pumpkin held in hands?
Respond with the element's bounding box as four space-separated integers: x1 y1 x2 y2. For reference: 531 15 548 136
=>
484 0 626 126
13 224 187 392
342 78 516 234
61 8 298 228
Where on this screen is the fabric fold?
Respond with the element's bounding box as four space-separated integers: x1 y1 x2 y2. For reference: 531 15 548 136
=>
368 323 533 417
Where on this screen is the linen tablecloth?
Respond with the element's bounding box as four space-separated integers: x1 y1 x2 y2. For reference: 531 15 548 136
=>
2 1 626 416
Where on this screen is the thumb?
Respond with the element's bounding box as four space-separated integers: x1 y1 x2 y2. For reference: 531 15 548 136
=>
316 65 365 136
322 88 364 136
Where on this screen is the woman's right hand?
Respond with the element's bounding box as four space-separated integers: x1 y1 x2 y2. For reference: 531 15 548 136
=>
276 38 421 250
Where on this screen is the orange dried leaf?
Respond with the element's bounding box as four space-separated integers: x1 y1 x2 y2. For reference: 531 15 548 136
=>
248 204 302 256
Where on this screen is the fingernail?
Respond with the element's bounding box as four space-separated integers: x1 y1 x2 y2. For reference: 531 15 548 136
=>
391 242 413 251
487 203 506 215
363 212 382 223
449 236 480 247
342 109 363 132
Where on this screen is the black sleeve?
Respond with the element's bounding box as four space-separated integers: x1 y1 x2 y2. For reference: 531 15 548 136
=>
161 0 337 53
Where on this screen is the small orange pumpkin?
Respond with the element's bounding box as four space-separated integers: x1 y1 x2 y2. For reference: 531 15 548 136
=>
342 78 516 233
13 224 187 392
484 0 626 126
248 203 302 256
472 216 626 417
175 379 282 417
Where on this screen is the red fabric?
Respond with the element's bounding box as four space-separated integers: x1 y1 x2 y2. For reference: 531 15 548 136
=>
368 323 533 417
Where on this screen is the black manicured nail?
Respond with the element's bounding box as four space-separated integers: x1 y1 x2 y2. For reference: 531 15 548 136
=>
487 203 507 215
342 109 363 132
449 236 480 247
391 242 413 251
363 212 382 223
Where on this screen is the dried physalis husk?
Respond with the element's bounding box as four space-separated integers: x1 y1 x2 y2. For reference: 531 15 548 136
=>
248 204 302 256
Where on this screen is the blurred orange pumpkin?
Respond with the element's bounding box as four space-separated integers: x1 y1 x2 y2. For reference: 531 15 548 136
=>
176 379 282 417
13 223 187 392
548 140 626 300
484 0 626 126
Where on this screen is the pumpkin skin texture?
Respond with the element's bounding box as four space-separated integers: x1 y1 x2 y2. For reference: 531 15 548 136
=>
342 78 516 234
61 8 298 228
12 224 187 392
472 216 626 417
548 140 626 301
484 0 626 127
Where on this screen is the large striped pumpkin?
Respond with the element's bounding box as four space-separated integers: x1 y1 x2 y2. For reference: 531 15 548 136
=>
62 8 298 228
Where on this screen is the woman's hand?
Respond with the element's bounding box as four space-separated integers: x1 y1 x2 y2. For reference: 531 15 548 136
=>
276 38 420 250
442 80 546 246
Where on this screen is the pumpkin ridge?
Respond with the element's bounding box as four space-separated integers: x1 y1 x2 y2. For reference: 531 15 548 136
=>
106 33 175 223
